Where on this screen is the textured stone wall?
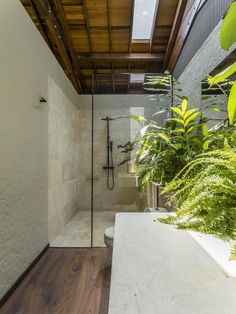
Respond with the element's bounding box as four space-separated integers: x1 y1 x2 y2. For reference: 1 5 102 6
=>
178 22 236 108
48 78 80 242
0 0 79 299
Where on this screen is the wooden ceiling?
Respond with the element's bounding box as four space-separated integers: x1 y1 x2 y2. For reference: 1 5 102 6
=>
20 0 189 94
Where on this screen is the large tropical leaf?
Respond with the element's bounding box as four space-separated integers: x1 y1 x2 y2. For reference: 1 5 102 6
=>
181 99 188 113
190 138 204 148
228 81 236 125
220 2 236 51
183 108 197 120
202 123 209 150
170 117 185 125
171 128 185 133
186 124 202 134
208 62 236 86
171 107 183 116
129 115 146 121
152 109 168 117
137 135 150 160
158 132 171 143
184 112 201 127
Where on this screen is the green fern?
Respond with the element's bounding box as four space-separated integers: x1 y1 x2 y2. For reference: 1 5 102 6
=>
160 147 236 260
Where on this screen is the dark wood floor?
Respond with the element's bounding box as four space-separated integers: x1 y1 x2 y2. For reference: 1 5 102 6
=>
1 248 112 314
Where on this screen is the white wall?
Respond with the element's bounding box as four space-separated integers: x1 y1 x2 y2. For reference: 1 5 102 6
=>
178 22 236 107
0 0 79 298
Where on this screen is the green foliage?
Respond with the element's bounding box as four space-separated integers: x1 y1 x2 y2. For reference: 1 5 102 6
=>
209 2 236 125
228 81 236 125
143 75 172 94
156 2 236 260
160 148 236 259
207 69 236 125
129 115 146 121
220 2 236 51
208 62 236 86
135 98 207 188
209 3 236 125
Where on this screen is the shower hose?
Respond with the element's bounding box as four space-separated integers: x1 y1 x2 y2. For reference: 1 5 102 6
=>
107 141 114 190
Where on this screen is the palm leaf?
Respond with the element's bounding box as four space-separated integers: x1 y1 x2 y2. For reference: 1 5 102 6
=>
184 112 201 127
220 2 236 51
171 107 183 116
170 117 184 125
228 81 236 125
181 99 188 113
208 62 236 86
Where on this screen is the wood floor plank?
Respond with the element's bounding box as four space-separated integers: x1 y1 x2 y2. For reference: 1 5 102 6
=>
1 248 112 314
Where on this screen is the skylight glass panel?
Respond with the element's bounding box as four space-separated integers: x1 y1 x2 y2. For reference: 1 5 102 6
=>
130 74 145 83
132 0 158 40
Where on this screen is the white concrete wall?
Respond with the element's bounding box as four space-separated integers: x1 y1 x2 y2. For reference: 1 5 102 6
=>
48 78 80 242
178 22 236 108
0 0 79 298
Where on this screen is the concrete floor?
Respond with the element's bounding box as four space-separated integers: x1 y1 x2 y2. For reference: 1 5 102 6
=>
50 211 116 247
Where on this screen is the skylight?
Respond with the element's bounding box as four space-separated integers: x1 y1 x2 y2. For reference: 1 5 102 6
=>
130 74 145 83
132 0 158 40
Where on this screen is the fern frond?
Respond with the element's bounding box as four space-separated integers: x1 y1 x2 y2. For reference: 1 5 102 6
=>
160 147 236 259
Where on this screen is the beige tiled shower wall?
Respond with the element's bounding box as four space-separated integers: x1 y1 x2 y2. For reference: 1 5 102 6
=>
48 78 80 242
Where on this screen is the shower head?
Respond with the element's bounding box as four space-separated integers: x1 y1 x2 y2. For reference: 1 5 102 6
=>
101 116 128 121
101 116 114 121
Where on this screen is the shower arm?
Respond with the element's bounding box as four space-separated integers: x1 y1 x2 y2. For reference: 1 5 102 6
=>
102 116 114 170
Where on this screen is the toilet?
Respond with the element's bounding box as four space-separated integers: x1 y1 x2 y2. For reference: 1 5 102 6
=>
104 209 167 248
104 226 115 248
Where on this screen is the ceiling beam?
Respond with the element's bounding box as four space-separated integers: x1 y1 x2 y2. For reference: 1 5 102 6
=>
129 0 135 54
53 0 86 92
31 0 84 93
82 0 93 52
128 0 135 78
106 0 114 93
107 0 112 53
77 53 164 62
162 0 188 71
29 0 53 49
167 0 202 73
150 0 160 51
68 25 131 31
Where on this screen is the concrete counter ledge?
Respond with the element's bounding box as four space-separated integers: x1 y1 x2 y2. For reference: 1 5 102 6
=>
108 213 236 314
